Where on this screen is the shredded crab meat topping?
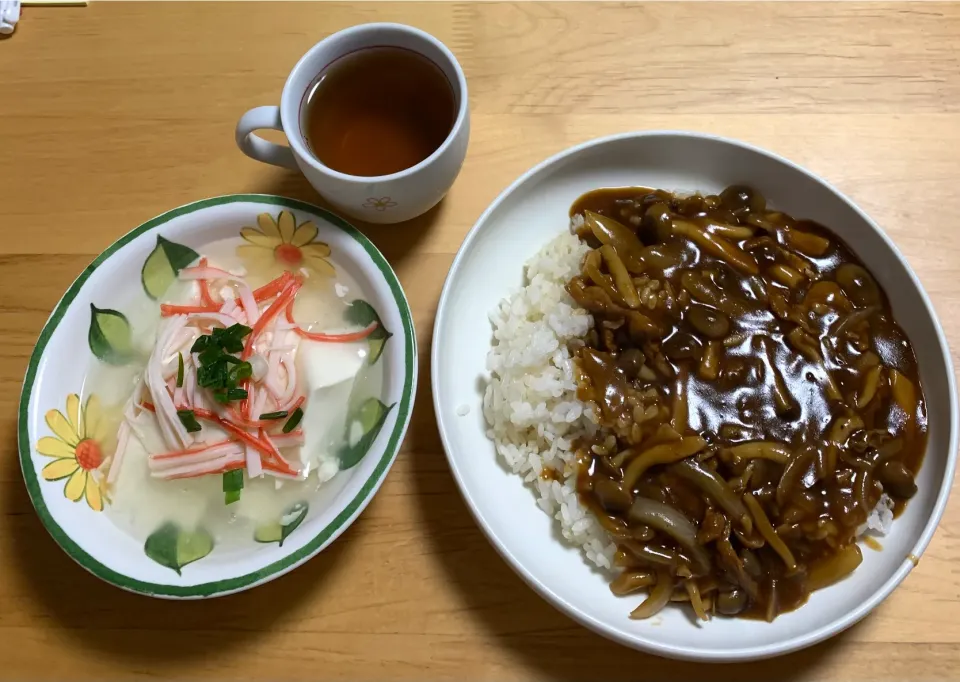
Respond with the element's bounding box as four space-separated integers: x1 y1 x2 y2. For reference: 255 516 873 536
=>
110 260 379 484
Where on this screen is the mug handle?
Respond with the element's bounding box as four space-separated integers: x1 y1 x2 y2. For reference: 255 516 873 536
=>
235 106 299 170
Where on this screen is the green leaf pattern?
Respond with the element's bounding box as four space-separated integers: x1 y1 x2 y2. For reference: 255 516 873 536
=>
141 235 200 300
344 300 392 365
144 523 214 575
88 304 133 365
254 502 309 546
339 398 395 470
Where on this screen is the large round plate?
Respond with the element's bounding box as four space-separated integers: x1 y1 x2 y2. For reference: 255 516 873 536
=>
19 194 417 598
432 132 957 660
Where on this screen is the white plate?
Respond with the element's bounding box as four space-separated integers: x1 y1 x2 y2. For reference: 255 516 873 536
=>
19 195 417 598
432 132 957 661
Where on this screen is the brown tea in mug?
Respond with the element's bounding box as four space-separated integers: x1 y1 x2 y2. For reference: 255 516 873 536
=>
302 47 456 177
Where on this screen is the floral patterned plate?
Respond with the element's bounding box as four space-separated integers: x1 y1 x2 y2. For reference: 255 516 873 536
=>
18 195 416 598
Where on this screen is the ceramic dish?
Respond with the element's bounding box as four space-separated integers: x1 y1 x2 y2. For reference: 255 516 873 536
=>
432 131 957 661
18 195 416 598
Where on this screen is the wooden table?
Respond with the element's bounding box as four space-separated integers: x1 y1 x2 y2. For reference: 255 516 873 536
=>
2 2 960 679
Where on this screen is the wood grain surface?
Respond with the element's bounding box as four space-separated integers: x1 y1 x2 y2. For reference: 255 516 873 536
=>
2 2 960 680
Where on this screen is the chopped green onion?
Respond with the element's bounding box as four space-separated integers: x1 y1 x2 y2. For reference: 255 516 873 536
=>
190 335 209 353
199 345 222 366
177 409 202 433
259 410 288 420
223 469 243 490
212 387 249 404
176 352 184 388
223 469 244 505
191 324 254 406
282 407 304 433
221 338 244 354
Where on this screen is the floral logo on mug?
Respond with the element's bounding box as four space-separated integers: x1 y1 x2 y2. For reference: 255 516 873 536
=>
363 197 398 212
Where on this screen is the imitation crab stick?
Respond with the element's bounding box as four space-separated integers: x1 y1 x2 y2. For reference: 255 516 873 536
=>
159 272 294 317
161 303 222 316
197 258 218 307
150 439 239 463
251 271 294 302
156 450 301 480
284 302 379 342
217 419 299 476
149 431 304 463
160 455 246 480
239 278 302 418
179 265 246 283
224 395 304 430
140 401 301 477
241 279 302 360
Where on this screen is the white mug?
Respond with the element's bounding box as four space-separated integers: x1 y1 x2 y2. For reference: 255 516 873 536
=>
236 23 470 225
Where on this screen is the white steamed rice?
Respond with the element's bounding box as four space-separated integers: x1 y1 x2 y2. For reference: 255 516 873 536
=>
482 232 617 570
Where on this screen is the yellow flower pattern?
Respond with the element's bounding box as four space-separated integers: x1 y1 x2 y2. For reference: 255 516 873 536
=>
36 394 110 512
238 211 335 277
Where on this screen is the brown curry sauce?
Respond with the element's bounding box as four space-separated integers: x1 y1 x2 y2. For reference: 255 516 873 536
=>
566 186 927 620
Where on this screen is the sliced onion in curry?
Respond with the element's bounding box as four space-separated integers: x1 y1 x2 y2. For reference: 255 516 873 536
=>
628 497 711 576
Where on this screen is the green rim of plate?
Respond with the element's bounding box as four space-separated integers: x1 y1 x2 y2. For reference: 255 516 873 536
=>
17 194 416 598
